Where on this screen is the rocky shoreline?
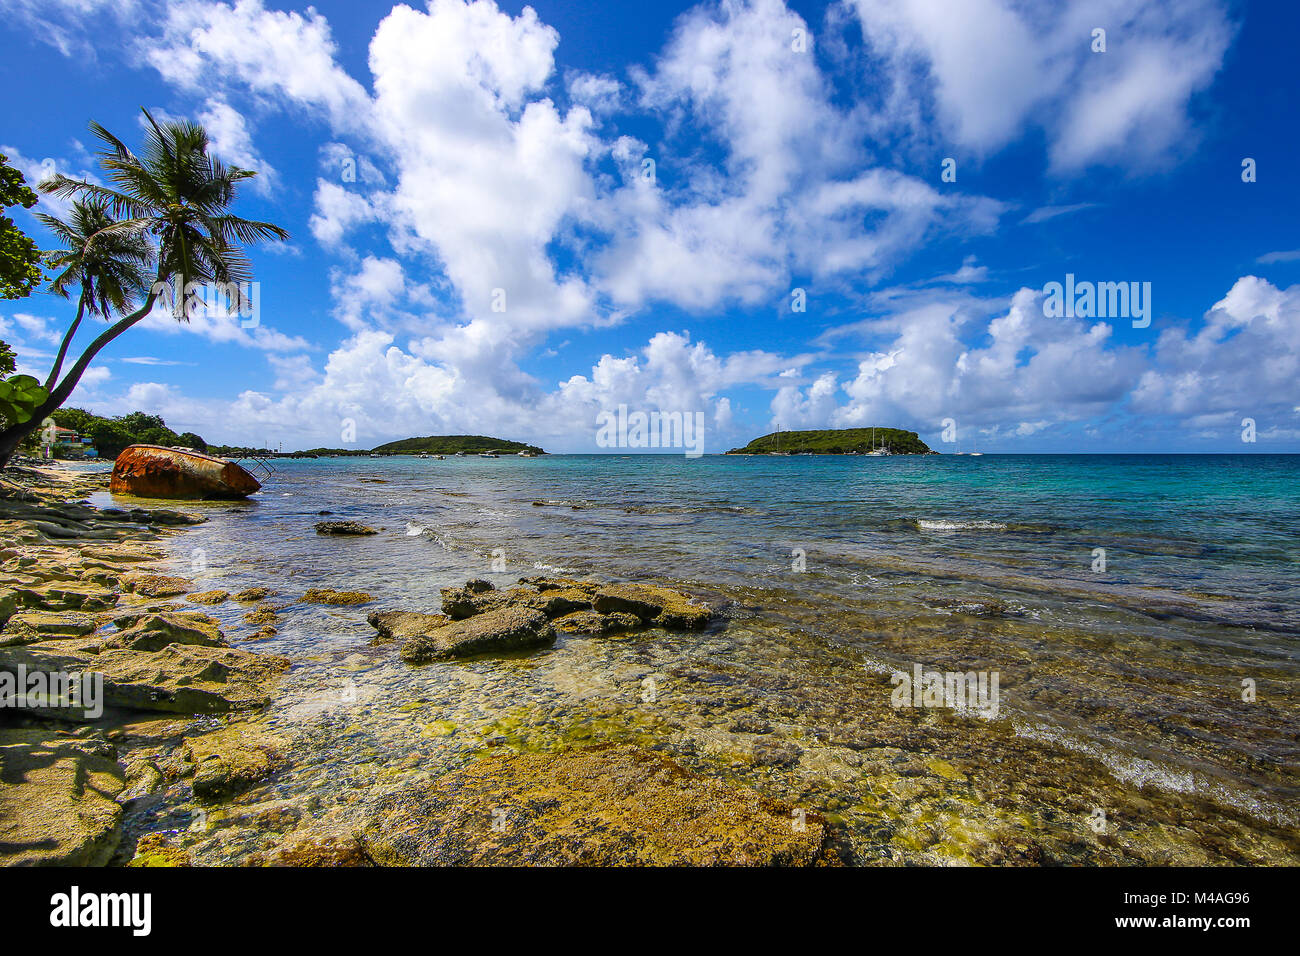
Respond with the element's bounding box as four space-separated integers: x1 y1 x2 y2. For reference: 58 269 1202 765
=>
0 464 292 865
1 463 832 867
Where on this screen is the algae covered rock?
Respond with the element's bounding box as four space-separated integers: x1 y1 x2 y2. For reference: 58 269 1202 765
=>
400 605 553 663
373 575 713 663
127 832 191 867
0 640 288 715
123 572 193 598
367 609 451 643
552 609 641 636
9 583 117 615
104 611 227 652
0 728 125 866
360 745 835 866
440 581 510 619
186 589 230 605
302 588 372 606
0 610 97 646
248 834 373 867
183 723 286 803
314 520 377 536
243 604 279 626
593 583 712 630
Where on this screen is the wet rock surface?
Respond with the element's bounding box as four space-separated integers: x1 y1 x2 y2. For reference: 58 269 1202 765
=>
302 588 372 606
361 745 836 866
372 576 715 663
400 605 553 663
105 611 227 652
186 589 230 605
183 724 287 803
366 610 450 643
314 520 377 536
123 573 193 598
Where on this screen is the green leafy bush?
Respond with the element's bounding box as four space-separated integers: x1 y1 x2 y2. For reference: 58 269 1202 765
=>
0 374 49 426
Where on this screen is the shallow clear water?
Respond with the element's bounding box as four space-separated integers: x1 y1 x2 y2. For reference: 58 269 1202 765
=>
105 454 1300 864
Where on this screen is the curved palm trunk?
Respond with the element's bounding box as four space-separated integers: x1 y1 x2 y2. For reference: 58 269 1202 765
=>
0 286 161 469
45 297 87 390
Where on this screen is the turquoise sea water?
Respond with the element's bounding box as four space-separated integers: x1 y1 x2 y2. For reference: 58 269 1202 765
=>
107 454 1300 864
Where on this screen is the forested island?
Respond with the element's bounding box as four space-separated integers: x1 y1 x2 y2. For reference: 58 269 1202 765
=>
727 427 934 455
37 410 544 459
302 435 546 456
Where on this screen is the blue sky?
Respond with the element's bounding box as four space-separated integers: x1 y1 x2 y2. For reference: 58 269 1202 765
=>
1 0 1298 453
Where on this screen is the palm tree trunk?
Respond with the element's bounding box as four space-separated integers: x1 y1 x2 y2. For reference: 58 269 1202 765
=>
45 298 87 390
0 286 161 469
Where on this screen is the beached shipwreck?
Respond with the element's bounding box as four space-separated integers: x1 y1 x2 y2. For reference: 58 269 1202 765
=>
109 444 261 500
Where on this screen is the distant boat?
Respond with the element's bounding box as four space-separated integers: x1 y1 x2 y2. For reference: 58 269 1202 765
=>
970 431 984 456
479 452 499 458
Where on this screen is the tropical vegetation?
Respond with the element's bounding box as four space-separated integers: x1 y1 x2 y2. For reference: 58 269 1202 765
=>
726 427 933 455
0 110 287 468
48 407 206 460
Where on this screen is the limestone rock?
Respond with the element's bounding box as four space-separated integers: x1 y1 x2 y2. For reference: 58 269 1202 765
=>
123 573 193 598
552 609 641 636
359 746 835 866
302 588 372 606
593 583 712 629
183 723 286 803
0 610 97 646
366 610 450 643
186 589 230 605
243 605 278 626
0 728 125 866
0 640 288 715
104 611 226 652
400 605 553 663
314 521 377 536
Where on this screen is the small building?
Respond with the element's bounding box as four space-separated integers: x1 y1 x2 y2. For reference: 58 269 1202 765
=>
39 419 97 460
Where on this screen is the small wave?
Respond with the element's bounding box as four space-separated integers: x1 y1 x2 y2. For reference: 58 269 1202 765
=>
917 519 1008 532
405 521 427 536
1013 720 1298 829
532 561 574 575
622 503 765 516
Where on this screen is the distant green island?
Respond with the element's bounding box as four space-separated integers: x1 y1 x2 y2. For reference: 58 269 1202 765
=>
726 427 934 455
300 435 546 456
37 411 545 459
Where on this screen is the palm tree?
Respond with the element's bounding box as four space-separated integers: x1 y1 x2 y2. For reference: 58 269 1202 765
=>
0 108 288 467
36 196 153 389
